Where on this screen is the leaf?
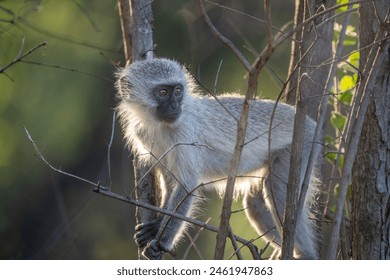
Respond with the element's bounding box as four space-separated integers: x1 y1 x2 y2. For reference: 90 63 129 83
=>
336 0 349 12
346 25 357 37
338 154 345 169
339 75 355 91
343 38 357 46
325 152 344 168
325 135 336 146
333 184 340 197
338 91 353 105
331 112 346 130
325 151 338 162
348 51 360 68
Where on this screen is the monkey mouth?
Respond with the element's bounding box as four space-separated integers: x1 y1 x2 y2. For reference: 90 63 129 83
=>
160 114 181 123
156 108 182 123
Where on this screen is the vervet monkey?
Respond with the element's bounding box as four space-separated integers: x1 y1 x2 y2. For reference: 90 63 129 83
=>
116 58 319 259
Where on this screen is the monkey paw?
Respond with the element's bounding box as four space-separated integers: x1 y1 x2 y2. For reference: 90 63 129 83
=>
141 239 167 260
134 218 161 247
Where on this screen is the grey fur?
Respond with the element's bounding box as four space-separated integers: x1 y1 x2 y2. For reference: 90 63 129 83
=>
116 58 320 259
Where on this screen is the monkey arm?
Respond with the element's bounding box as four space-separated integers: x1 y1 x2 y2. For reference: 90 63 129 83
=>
141 178 198 259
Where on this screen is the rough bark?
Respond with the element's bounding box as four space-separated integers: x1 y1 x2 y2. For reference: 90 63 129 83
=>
285 0 335 119
351 0 390 260
117 0 156 259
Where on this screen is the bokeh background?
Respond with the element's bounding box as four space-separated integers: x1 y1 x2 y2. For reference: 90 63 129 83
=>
0 0 293 259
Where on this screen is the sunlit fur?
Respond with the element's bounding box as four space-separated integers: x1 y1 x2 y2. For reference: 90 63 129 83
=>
116 58 320 259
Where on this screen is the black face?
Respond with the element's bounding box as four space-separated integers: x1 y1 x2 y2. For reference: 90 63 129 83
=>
153 84 184 123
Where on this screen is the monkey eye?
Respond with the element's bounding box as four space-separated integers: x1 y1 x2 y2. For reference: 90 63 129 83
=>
173 87 182 96
159 89 168 97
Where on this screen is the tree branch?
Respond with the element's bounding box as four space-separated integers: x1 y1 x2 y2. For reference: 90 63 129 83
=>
24 127 260 259
196 0 251 71
199 0 276 259
0 41 47 74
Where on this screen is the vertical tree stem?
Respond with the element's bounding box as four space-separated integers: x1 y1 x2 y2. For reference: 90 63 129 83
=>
117 0 155 260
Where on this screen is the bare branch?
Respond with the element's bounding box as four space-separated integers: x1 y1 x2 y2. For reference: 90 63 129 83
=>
281 72 308 260
187 70 239 122
213 59 223 95
24 127 108 191
196 0 251 71
0 41 47 74
117 0 132 64
107 111 116 190
20 60 113 82
203 0 289 37
137 142 214 189
228 226 243 260
182 217 211 259
275 1 367 49
213 0 275 260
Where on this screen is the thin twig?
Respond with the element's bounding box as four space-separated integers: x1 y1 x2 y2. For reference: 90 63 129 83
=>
0 41 48 74
137 142 214 188
196 0 251 71
275 1 368 49
20 60 113 82
203 0 287 37
182 217 211 259
187 69 239 122
213 59 223 95
24 127 109 191
228 226 278 260
228 226 243 260
107 111 116 190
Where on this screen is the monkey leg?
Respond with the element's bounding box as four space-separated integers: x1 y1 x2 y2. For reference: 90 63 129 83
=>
243 189 282 256
263 147 318 260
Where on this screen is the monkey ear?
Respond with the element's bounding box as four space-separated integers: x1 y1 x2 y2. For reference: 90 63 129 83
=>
116 76 133 100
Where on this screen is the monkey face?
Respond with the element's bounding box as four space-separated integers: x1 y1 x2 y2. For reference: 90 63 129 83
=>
152 84 184 123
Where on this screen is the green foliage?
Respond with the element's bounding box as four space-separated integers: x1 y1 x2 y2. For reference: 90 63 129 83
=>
336 0 350 12
336 0 359 12
348 51 360 68
330 111 347 130
325 151 345 169
326 4 359 218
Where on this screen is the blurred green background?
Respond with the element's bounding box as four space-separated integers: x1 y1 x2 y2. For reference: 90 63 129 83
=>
0 0 293 259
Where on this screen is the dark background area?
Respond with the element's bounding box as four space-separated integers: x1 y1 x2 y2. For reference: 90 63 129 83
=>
0 0 293 259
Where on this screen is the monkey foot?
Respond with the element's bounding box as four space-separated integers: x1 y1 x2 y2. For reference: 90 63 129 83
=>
141 239 166 260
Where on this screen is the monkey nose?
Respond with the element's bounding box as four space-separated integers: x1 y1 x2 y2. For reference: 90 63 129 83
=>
170 103 179 110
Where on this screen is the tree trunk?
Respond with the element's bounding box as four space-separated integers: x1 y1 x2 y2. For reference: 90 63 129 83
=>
282 0 335 259
351 0 390 260
285 0 335 119
117 0 156 260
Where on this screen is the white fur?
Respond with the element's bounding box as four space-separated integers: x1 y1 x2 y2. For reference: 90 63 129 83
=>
116 58 320 259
